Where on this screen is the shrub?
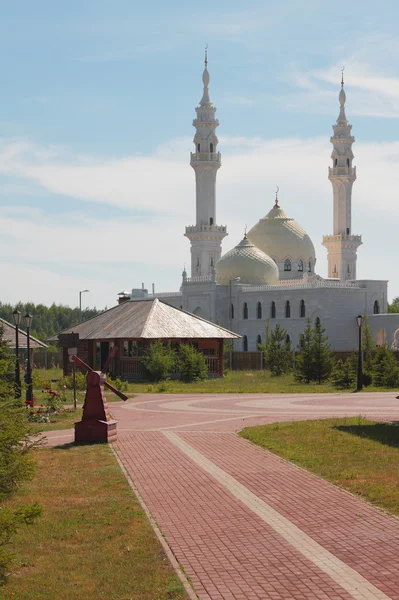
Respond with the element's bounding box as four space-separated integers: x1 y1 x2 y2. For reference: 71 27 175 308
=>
362 371 373 387
259 324 292 376
108 376 129 392
32 370 51 391
373 346 399 387
57 371 86 392
331 359 356 389
178 344 208 383
142 342 176 382
0 401 42 583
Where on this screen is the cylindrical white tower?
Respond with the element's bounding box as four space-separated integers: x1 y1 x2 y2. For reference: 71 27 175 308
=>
184 52 227 277
322 76 362 280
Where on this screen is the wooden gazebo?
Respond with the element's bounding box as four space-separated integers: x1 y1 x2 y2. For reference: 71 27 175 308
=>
51 298 239 380
1 317 47 365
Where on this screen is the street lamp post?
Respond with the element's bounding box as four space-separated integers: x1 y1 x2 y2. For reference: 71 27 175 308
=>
356 315 363 392
12 310 21 398
25 313 33 405
229 277 240 369
79 290 89 322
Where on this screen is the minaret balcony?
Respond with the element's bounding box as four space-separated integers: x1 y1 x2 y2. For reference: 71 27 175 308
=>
185 224 227 234
328 166 356 178
323 233 362 244
190 151 221 164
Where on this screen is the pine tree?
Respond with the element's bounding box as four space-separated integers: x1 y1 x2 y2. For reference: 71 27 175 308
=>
294 319 313 383
361 314 375 374
260 323 292 376
331 359 356 389
373 346 399 387
295 317 332 384
312 317 332 383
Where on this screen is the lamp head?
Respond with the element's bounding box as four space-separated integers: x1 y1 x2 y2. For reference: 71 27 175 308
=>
356 315 363 328
24 313 33 328
12 309 21 326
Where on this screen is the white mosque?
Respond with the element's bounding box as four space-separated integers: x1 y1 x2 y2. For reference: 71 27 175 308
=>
124 57 399 352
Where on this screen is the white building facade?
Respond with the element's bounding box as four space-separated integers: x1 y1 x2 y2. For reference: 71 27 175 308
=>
126 59 399 353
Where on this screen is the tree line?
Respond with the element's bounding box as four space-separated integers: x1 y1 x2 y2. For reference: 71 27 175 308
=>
259 315 399 388
0 302 103 341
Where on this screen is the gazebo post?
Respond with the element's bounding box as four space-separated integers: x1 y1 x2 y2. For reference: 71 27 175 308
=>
218 339 224 377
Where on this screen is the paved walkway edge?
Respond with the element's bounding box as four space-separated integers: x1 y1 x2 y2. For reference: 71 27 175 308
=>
111 445 199 600
165 432 391 600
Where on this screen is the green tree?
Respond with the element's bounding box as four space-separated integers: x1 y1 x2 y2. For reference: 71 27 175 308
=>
0 327 14 401
312 317 332 383
388 297 399 313
0 302 103 341
0 328 41 584
142 341 177 382
361 314 375 374
260 323 292 376
294 319 313 383
295 317 332 384
178 344 208 383
331 359 356 389
372 346 399 387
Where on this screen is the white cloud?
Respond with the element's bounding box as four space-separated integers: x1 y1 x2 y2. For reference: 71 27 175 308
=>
1 133 399 307
287 59 399 119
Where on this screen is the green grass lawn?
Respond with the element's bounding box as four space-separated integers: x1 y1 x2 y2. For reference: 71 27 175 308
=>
32 366 399 395
27 408 83 434
240 418 399 515
1 445 188 600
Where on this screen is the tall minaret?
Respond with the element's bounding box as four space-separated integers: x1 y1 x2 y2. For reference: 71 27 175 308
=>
322 72 362 280
184 50 227 277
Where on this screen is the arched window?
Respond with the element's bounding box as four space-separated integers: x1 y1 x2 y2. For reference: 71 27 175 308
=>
335 158 338 166
300 299 305 318
307 260 312 273
298 259 303 272
256 334 262 347
179 305 183 309
286 334 291 345
230 303 234 320
271 301 276 319
346 227 350 235
243 335 248 352
210 143 214 153
243 302 248 320
284 259 291 272
299 334 305 348
257 302 262 319
347 158 350 167
196 258 200 274
209 217 213 225
374 300 380 315
197 143 200 152
210 256 214 268
285 300 291 318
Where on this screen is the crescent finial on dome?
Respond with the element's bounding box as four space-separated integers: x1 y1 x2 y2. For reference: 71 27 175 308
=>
274 186 280 208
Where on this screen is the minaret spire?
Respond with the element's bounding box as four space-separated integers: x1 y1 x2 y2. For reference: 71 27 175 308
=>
322 74 362 280
184 53 227 278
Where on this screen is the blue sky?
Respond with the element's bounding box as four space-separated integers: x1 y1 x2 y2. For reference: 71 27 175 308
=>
1 0 399 309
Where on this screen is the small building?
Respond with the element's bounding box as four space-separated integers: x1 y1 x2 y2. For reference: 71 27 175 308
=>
1 317 47 364
52 298 239 380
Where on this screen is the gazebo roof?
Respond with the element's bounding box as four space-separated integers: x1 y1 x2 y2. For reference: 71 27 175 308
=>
0 317 48 349
49 298 240 341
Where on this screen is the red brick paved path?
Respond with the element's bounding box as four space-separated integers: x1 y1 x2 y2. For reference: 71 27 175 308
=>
46 393 399 599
